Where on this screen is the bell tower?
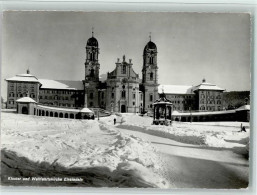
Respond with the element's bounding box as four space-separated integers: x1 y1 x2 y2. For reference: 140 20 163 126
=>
142 33 159 113
85 29 100 82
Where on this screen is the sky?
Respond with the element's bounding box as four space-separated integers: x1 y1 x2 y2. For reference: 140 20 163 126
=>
1 11 251 100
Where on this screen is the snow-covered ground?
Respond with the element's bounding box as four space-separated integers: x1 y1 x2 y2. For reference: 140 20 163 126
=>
101 113 249 188
1 112 168 188
104 113 249 152
1 112 249 188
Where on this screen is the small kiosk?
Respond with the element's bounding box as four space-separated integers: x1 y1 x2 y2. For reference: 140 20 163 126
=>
152 92 173 125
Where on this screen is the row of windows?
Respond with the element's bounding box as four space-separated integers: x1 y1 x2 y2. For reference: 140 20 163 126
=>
40 90 76 95
10 83 35 88
201 95 221 99
200 99 222 104
13 86 35 92
167 95 193 99
89 92 105 99
39 96 72 101
200 106 221 111
9 93 35 98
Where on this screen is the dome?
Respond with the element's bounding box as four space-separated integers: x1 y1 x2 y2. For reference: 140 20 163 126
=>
87 37 98 47
144 41 157 54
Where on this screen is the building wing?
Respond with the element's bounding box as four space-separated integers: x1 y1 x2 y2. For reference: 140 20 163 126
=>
38 79 84 90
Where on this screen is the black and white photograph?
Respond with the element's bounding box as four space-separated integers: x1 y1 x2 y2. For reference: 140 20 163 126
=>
0 11 251 189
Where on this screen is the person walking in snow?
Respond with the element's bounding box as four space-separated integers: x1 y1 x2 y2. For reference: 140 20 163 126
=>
113 115 117 125
240 123 246 132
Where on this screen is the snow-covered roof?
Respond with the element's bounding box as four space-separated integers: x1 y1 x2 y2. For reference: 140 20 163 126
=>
193 81 224 91
16 97 36 103
172 110 236 116
236 105 250 111
6 73 39 83
39 79 84 90
37 105 80 112
158 85 194 95
80 107 93 113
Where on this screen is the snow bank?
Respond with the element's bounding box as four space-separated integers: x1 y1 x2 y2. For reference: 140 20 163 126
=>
1 112 168 188
109 114 249 151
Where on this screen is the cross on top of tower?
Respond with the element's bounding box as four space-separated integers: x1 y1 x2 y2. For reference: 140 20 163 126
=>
92 27 94 37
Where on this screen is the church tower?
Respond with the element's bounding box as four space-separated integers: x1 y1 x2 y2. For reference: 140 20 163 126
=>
83 30 101 108
141 34 159 113
85 30 100 82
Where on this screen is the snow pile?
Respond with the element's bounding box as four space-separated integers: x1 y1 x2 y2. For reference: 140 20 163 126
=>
112 114 249 150
1 112 168 188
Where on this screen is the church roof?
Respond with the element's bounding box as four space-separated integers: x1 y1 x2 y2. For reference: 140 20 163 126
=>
16 97 36 103
193 80 224 91
144 41 157 50
39 79 84 90
87 36 98 47
159 85 194 95
6 73 39 83
153 92 172 105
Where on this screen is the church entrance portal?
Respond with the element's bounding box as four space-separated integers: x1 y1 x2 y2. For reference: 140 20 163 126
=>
121 105 126 113
22 106 28 114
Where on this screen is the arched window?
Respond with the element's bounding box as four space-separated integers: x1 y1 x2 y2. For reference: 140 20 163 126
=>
121 91 126 98
70 113 74 119
150 72 153 81
122 65 126 74
90 69 95 77
90 92 94 99
217 100 221 104
201 106 205 110
200 99 204 104
149 57 153 64
90 52 94 60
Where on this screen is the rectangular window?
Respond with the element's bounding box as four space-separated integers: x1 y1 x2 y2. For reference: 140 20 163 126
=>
149 94 153 102
112 93 114 99
133 102 135 106
133 93 136 99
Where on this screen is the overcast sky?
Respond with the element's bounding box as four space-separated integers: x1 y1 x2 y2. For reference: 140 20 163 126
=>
1 11 251 100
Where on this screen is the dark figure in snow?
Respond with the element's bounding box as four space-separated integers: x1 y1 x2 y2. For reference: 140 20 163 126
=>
242 126 246 132
114 116 117 125
240 123 246 132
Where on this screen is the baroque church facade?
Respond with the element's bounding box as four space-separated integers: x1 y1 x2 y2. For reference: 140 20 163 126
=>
5 33 224 113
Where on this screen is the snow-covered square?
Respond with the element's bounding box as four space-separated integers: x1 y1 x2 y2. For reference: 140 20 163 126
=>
1 112 249 188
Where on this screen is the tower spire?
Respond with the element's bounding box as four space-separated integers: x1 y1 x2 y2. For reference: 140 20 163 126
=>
149 32 151 41
92 27 94 37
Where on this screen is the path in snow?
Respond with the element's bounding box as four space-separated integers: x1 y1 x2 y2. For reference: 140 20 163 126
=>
114 125 249 189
